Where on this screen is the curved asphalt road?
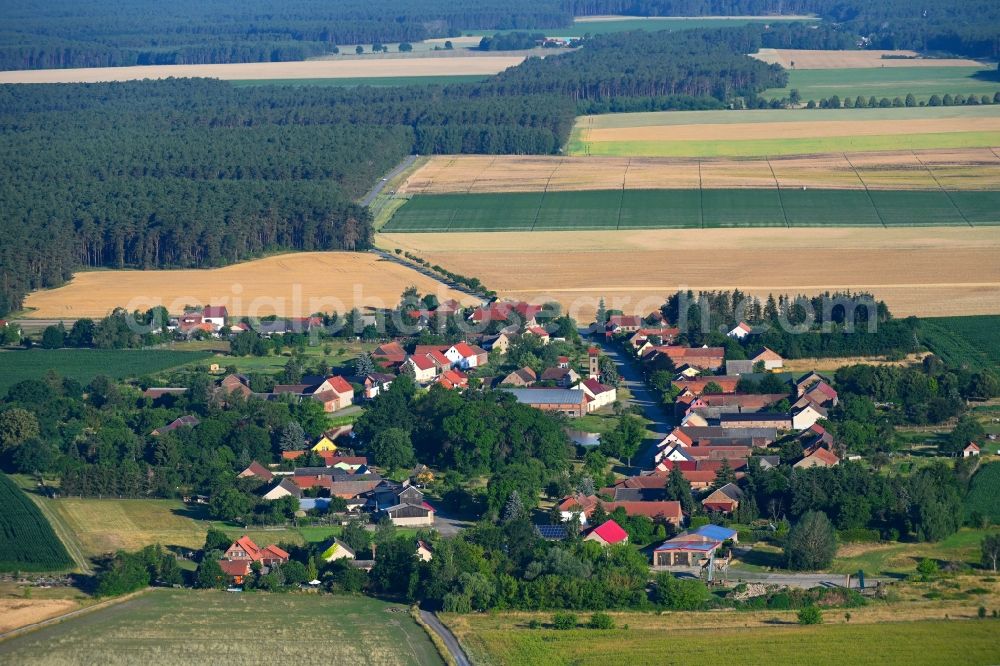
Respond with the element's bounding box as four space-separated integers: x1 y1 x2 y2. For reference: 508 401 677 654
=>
420 610 471 666
360 154 418 208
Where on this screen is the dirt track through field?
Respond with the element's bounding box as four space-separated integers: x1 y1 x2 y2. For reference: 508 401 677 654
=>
752 49 987 69
399 149 1000 193
22 252 479 318
0 56 527 84
379 227 1000 320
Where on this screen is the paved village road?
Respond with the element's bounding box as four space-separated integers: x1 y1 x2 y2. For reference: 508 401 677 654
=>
359 154 418 208
593 334 671 472
419 610 471 666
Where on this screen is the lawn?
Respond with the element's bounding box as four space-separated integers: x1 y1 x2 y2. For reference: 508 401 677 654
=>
446 615 1000 666
0 589 444 665
919 315 1000 371
0 349 211 393
383 188 998 232
763 66 1000 103
829 528 999 576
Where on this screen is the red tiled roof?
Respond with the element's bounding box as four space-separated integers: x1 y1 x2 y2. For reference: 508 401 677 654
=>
203 305 228 318
262 544 289 560
590 519 629 545
374 342 405 357
602 501 683 520
325 375 353 394
582 378 611 395
451 342 478 358
408 355 437 371
219 560 250 576
240 461 274 482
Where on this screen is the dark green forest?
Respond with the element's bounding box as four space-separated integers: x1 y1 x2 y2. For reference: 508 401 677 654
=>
1 0 997 71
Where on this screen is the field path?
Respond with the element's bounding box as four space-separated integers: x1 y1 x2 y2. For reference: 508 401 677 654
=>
22 491 91 574
420 610 471 666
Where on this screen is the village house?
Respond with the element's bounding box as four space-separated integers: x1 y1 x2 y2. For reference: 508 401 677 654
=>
540 366 581 388
372 341 407 369
445 342 489 369
200 305 228 328
605 314 644 338
671 376 741 396
794 447 840 469
500 387 588 418
363 373 395 399
525 325 550 344
151 415 200 436
238 461 274 483
436 368 468 390
501 367 537 387
791 402 828 430
964 442 981 457
719 412 793 430
403 355 438 383
583 519 629 547
581 378 617 412
218 373 253 398
647 346 725 371
320 538 355 562
415 540 434 562
481 331 513 354
556 494 600 525
751 346 784 370
725 359 755 375
727 322 753 339
380 485 435 527
701 483 743 514
469 301 543 326
220 535 289 584
262 477 303 500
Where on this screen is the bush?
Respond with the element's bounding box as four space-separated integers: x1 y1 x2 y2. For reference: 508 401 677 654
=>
798 606 823 625
837 528 881 543
587 612 615 630
552 612 578 630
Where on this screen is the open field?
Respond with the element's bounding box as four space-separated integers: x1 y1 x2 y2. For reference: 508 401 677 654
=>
399 149 1000 194
829 528 1000 575
229 74 489 87
0 589 443 665
763 66 1000 103
0 598 81 635
21 252 479 320
383 188 1000 231
0 349 211 393
463 15 816 39
918 315 1000 371
0 56 528 84
569 106 1000 157
378 227 1000 321
446 614 1000 666
753 49 988 69
965 463 1000 523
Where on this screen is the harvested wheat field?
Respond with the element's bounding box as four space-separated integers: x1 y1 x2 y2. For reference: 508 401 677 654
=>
752 48 986 69
0 56 526 84
398 149 1000 193
379 227 1000 321
0 598 80 634
23 252 478 319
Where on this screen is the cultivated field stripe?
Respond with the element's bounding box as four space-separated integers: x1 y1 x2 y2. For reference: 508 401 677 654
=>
617 158 631 230
912 151 973 227
767 157 791 227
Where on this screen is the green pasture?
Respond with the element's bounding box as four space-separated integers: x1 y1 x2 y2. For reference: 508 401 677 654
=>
763 66 1000 103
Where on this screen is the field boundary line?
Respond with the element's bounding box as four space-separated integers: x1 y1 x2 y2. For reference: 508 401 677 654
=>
911 150 973 227
465 156 496 194
990 147 1000 162
530 157 563 231
843 152 887 228
766 156 791 227
617 157 631 230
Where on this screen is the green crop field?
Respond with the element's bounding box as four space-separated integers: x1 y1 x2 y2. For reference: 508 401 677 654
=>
229 74 488 87
0 473 73 572
383 188 1000 232
449 617 1000 666
571 131 1000 158
763 67 1000 103
463 15 816 38
966 463 1000 524
0 589 444 664
0 349 211 393
919 315 1000 371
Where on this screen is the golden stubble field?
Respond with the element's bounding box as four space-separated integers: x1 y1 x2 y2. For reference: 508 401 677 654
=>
752 48 987 69
0 55 527 84
23 252 479 319
379 227 1000 321
399 149 1000 193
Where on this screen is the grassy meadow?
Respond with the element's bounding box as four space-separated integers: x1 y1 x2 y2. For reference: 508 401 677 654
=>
383 188 1000 232
0 589 444 665
919 315 1000 371
965 463 1000 523
446 615 1000 666
763 66 1000 103
0 349 211 393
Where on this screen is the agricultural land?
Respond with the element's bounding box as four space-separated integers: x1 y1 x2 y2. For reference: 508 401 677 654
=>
763 66 1000 104
0 589 444 665
0 55 529 84
0 349 211 393
21 252 480 320
567 106 1000 157
0 473 72 572
752 48 987 69
445 615 1000 666
465 15 817 38
919 315 1000 372
379 227 1000 321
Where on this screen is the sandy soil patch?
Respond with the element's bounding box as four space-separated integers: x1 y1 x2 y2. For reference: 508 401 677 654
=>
0 598 80 634
23 252 479 319
379 227 1000 321
781 353 930 373
752 48 987 69
0 56 526 84
398 149 1000 193
584 117 1000 143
